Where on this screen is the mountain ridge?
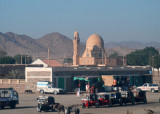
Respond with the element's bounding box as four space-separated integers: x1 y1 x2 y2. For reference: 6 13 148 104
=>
0 32 160 62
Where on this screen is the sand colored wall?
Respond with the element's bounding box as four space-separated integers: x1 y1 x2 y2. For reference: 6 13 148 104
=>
102 75 114 86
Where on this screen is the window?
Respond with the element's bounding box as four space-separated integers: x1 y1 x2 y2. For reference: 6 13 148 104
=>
144 84 147 86
86 51 89 57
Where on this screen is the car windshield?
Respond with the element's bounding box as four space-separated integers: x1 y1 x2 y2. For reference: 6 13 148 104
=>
13 91 18 97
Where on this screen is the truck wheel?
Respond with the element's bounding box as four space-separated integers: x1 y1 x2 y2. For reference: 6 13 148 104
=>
109 103 112 107
40 90 44 94
132 99 135 105
75 108 80 114
95 103 100 108
1 106 5 109
144 99 147 104
82 103 85 108
10 102 16 109
151 89 155 93
137 88 141 91
37 107 41 112
54 91 58 95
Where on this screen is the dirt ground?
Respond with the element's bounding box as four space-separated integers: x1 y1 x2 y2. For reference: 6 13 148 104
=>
1 92 160 114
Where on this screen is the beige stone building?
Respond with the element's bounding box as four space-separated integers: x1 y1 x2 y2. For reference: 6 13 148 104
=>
73 31 107 66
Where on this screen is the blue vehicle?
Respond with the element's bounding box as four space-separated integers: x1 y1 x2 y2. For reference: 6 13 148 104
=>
0 88 19 109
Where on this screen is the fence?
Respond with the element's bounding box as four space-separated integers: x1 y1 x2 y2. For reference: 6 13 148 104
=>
0 79 25 84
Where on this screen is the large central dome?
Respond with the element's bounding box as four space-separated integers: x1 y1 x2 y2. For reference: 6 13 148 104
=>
86 34 104 50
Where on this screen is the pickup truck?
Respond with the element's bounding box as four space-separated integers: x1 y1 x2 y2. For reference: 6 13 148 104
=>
37 81 64 95
0 88 19 109
137 83 160 92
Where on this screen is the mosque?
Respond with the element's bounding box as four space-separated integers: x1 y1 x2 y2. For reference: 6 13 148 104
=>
73 31 127 66
73 31 107 66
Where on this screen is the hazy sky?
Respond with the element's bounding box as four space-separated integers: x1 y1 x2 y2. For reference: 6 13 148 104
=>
0 0 160 43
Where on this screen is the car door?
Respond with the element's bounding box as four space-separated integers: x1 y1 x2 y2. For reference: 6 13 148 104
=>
143 84 147 91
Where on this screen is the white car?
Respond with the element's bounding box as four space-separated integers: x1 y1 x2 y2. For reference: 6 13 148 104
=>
137 83 159 92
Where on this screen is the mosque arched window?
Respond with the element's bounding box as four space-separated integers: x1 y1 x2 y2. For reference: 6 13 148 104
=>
86 51 89 57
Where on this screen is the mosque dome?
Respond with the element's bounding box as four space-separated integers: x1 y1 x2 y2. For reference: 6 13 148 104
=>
86 34 104 50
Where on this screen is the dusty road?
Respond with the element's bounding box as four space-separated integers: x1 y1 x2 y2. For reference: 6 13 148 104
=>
0 92 160 114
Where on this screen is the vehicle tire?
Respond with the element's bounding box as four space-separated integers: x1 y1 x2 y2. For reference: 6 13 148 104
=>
119 102 123 106
75 108 80 114
137 88 141 91
40 90 44 94
51 105 54 112
54 91 58 95
10 102 16 109
95 103 100 108
119 99 123 106
37 107 41 112
82 103 85 108
132 99 135 105
151 89 155 93
1 106 5 109
109 103 112 107
144 99 147 104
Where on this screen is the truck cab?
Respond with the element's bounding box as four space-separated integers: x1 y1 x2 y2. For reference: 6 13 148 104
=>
0 88 19 109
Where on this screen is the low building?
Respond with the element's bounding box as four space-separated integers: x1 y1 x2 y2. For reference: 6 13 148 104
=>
25 66 152 92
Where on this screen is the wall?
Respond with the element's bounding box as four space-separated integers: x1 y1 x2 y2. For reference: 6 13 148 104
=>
25 67 73 92
152 68 160 85
79 57 95 65
25 67 52 92
102 75 114 86
0 79 26 93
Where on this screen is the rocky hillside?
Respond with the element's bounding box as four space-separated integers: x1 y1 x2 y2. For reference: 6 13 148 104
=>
0 32 160 62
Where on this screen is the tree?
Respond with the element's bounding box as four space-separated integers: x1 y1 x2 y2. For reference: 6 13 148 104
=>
0 50 7 57
6 69 25 79
14 54 32 64
0 56 15 64
126 47 159 66
109 52 119 58
64 58 73 64
153 55 160 69
152 55 160 76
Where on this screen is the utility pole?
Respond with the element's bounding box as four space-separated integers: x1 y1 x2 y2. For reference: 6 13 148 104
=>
25 54 26 64
21 54 22 64
123 55 124 66
102 50 103 64
48 48 50 66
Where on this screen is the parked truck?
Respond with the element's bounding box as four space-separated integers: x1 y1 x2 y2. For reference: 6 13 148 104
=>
37 81 64 95
0 88 19 109
137 83 160 92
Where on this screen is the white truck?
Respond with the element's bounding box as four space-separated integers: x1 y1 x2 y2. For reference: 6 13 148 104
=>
137 83 160 92
37 81 64 95
0 88 19 109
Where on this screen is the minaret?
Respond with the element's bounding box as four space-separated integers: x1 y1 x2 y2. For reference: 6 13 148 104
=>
73 31 80 66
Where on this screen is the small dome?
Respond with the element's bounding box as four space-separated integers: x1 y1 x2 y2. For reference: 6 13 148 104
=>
86 34 104 49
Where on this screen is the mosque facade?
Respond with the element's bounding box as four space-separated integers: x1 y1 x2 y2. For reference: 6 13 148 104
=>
73 31 107 66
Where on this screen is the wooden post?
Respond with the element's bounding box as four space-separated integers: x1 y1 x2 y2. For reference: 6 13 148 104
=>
21 54 22 64
48 48 50 66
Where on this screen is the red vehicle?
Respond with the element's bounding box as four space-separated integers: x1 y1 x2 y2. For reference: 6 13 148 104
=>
81 94 99 108
97 92 112 107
